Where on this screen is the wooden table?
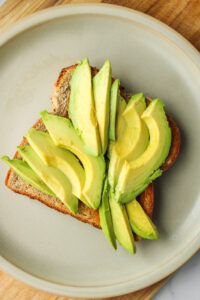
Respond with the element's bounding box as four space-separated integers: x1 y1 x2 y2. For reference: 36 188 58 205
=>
0 1 199 299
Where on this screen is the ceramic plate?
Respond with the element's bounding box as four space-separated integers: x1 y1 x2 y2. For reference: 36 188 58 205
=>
0 4 199 298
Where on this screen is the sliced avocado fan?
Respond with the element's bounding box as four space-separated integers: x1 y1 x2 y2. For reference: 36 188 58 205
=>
115 99 172 203
2 58 174 255
26 129 90 207
108 93 149 189
41 111 105 210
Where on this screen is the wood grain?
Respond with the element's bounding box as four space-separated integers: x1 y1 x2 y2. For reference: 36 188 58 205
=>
0 0 101 33
103 0 200 51
0 269 170 300
0 0 199 299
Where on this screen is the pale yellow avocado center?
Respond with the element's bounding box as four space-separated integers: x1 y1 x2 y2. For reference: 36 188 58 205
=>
108 93 149 189
126 199 159 239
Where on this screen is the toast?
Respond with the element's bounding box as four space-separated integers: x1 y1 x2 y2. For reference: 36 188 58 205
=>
5 65 181 230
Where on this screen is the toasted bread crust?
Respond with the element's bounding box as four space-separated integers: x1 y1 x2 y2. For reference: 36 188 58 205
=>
138 183 154 219
6 168 100 228
5 64 180 231
162 114 181 171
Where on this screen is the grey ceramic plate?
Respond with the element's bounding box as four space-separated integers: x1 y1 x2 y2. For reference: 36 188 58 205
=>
0 4 199 298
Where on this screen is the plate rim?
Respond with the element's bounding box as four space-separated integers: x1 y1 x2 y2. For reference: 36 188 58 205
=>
0 3 200 298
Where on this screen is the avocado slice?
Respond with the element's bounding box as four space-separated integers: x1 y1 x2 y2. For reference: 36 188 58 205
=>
126 199 159 240
118 95 127 114
108 93 149 189
41 111 105 209
115 93 148 160
69 58 101 157
115 99 172 203
109 79 120 141
107 95 127 160
26 129 91 207
1 156 55 197
99 179 117 250
17 146 78 214
93 60 112 154
109 192 135 254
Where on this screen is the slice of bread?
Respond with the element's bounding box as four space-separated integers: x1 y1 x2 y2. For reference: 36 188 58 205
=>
5 65 180 230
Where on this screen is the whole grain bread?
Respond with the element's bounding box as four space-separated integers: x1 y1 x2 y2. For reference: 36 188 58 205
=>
5 65 180 229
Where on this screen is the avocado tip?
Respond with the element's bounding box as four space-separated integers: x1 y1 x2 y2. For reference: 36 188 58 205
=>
1 155 10 161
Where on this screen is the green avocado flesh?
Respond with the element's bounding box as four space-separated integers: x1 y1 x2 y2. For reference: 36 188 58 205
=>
41 110 105 210
99 179 117 250
107 95 127 160
108 93 149 189
93 60 112 154
118 95 127 114
109 192 135 254
126 199 159 239
115 99 172 203
69 58 101 157
1 156 55 197
109 79 120 141
26 128 90 207
17 146 78 214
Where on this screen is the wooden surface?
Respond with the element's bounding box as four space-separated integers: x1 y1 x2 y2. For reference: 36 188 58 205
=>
0 269 170 300
0 0 199 300
0 0 200 51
